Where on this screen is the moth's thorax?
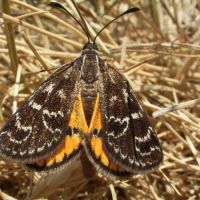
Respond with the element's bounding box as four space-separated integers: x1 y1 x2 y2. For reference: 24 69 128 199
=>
80 43 100 84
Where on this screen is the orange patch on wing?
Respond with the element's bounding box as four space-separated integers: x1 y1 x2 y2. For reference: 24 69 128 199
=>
91 137 124 172
35 135 81 167
46 135 81 166
64 135 81 156
68 92 88 132
88 93 102 132
68 92 102 133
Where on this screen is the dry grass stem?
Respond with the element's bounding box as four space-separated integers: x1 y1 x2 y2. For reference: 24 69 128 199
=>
0 0 200 199
153 98 200 118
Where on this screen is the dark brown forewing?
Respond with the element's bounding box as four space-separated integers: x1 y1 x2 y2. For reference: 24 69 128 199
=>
100 66 162 172
0 60 81 163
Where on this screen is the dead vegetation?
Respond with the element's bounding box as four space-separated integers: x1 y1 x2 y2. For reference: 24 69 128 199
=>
0 0 200 199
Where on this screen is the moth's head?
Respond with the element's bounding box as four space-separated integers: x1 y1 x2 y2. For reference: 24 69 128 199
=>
82 43 98 55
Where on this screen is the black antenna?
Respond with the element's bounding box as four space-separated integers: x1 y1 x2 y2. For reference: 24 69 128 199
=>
93 7 140 44
71 0 92 42
49 2 91 42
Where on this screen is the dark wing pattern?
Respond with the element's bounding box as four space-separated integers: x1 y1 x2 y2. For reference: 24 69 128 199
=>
85 130 132 177
0 61 81 163
82 92 131 176
100 66 162 173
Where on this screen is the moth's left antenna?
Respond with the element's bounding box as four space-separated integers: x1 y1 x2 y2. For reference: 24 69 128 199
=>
71 0 92 42
49 2 91 42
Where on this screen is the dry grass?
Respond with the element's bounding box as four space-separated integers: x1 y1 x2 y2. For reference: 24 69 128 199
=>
0 0 200 199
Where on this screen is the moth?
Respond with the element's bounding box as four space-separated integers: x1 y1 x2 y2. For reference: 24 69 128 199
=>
0 1 162 177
